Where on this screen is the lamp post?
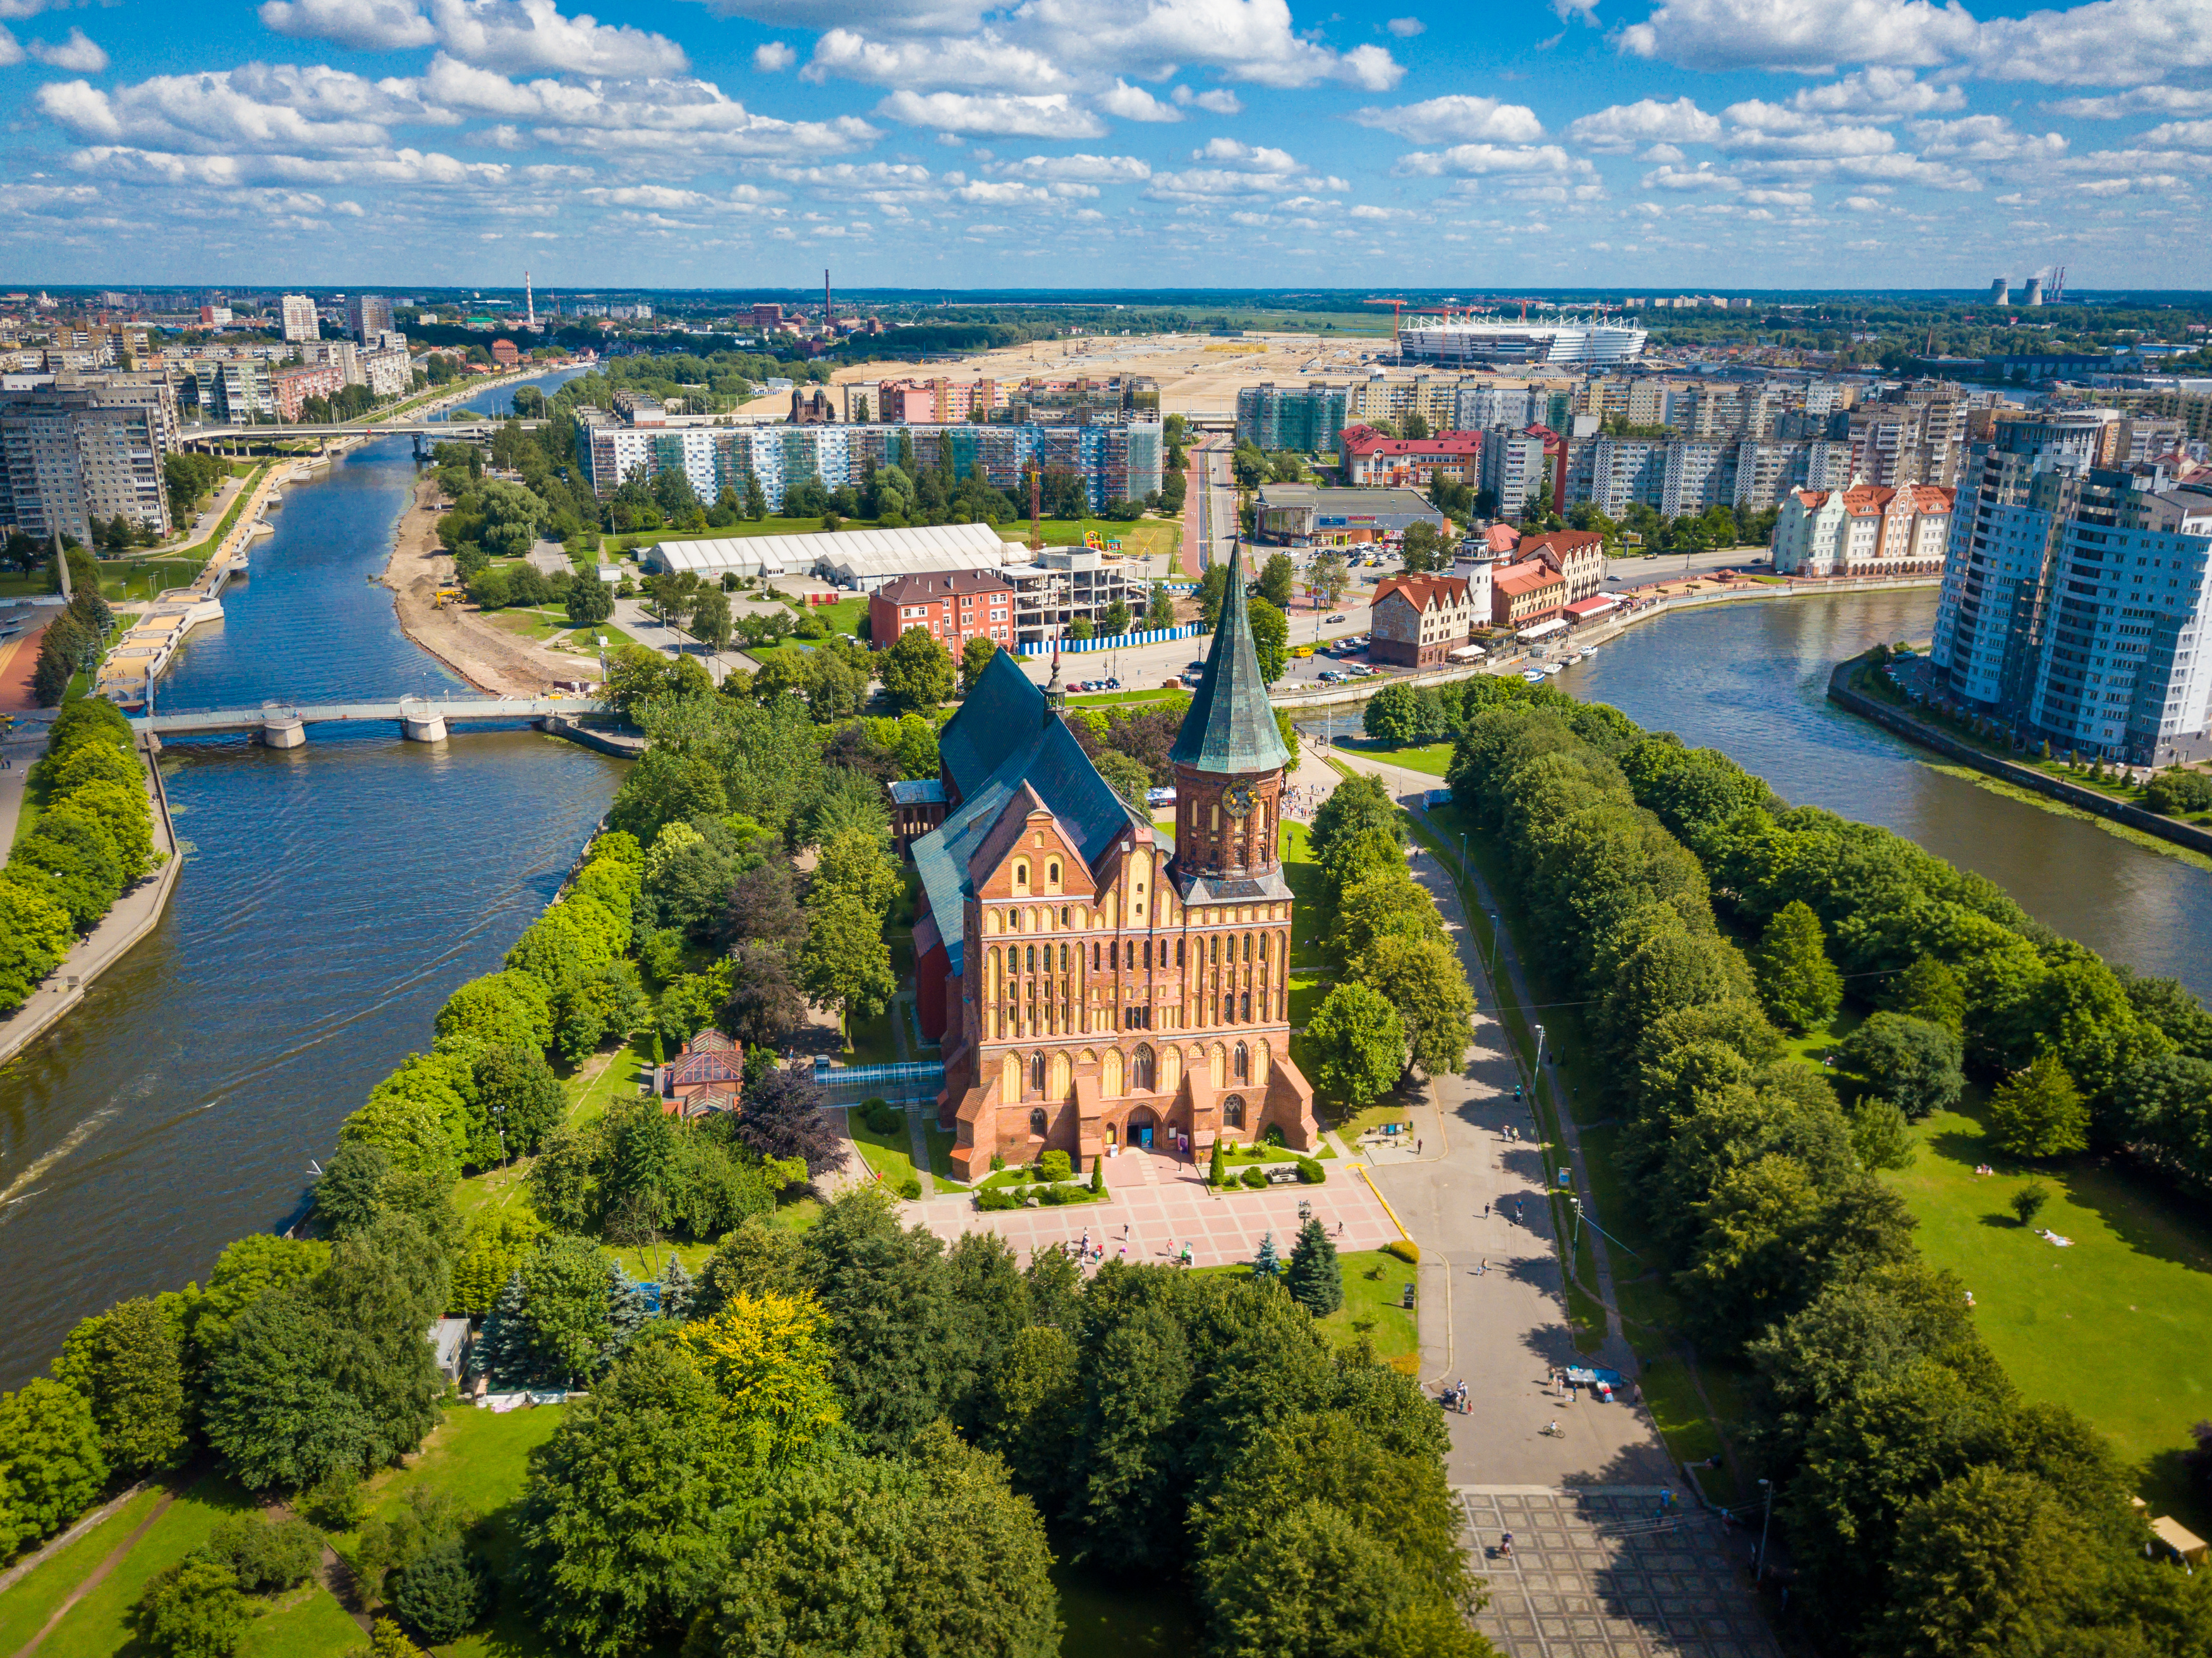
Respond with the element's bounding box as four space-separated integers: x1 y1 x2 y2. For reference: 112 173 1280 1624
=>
1533 1021 1547 1082
1756 1477 1773 1580
1487 910 1501 978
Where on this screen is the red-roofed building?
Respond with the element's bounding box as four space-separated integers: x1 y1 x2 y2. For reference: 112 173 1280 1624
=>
1482 523 1522 558
867 569 1016 654
1371 573 1480 667
1338 427 1483 488
490 338 520 369
1518 529 1609 602
662 1028 744 1113
1492 559 1567 630
1773 484 1953 576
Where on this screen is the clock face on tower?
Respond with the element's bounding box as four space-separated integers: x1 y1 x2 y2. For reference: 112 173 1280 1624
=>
1221 781 1258 819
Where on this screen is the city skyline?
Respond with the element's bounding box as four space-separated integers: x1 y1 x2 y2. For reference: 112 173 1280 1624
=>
0 0 2208 289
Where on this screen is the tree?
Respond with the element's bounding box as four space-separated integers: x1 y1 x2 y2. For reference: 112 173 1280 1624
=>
2010 1181 2050 1227
724 942 806 1047
205 1513 321 1593
1196 563 1230 628
451 1209 544 1319
135 1555 248 1658
55 1296 190 1478
735 1063 842 1175
1310 553 1349 611
688 587 733 652
1146 583 1176 630
959 635 999 696
1362 936 1474 1080
1311 772 1398 865
0 1377 108 1557
472 1043 566 1158
390 1539 488 1645
314 1140 391 1236
1094 749 1154 811
1248 596 1289 683
801 890 894 1042
521 1234 615 1383
1868 1468 2088 1658
1285 1218 1343 1315
1401 520 1447 574
1258 552 1296 609
1304 983 1406 1109
877 627 954 714
1987 1054 2089 1160
436 971 551 1051
1839 1013 1964 1121
1751 901 1842 1034
1253 1231 1281 1277
1102 599 1133 637
690 1426 1057 1658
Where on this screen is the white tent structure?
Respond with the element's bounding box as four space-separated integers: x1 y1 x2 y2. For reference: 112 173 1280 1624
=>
646 522 1011 590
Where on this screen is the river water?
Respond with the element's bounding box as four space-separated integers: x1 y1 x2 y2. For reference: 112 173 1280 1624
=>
1564 588 2212 1003
0 371 623 1390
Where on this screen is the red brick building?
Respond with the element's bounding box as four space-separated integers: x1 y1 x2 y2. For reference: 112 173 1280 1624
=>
866 570 1016 655
490 338 520 368
1517 530 1608 602
1370 573 1480 667
1337 426 1483 487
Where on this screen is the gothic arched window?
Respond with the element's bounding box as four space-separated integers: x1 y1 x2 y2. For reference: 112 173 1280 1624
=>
1029 1106 1048 1137
1031 1052 1047 1093
1240 992 1251 1022
1132 1044 1155 1092
1222 1094 1246 1128
1222 993 1235 1023
1234 1041 1249 1082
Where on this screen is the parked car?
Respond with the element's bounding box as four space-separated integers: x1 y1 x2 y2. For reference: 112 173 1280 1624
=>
1325 613 1347 623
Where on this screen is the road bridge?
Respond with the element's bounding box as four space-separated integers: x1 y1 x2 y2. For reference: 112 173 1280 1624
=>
181 419 548 442
131 696 611 748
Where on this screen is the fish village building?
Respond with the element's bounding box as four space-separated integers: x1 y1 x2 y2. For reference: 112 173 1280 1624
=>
911 547 1321 1182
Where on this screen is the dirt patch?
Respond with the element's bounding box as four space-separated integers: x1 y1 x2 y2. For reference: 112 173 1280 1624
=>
380 479 592 697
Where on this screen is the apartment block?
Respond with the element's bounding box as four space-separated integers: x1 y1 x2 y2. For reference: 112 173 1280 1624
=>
1772 485 1952 576
0 373 178 542
346 293 394 343
1236 382 1347 453
279 294 319 343
272 360 345 420
1483 429 1551 518
868 569 1017 654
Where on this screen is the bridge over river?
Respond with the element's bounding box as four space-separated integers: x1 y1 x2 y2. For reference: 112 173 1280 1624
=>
130 695 632 750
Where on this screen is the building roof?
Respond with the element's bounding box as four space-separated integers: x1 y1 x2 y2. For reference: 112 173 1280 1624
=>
873 569 1012 606
1494 561 1565 597
1483 523 1522 555
1170 542 1292 776
1520 530 1606 563
1374 574 1471 612
650 520 1008 583
1342 429 1483 460
1252 484 1445 520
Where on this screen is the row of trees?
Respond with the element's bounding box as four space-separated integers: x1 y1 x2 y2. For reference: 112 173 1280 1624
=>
1443 691 2212 1655
0 698 159 1010
28 554 114 707
1300 774 1476 1107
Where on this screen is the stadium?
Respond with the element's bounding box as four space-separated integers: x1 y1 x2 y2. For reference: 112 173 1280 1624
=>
1397 319 1650 366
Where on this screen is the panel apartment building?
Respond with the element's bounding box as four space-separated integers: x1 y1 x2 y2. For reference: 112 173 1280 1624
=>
576 405 1163 515
0 371 180 543
1236 382 1347 453
1930 413 2212 764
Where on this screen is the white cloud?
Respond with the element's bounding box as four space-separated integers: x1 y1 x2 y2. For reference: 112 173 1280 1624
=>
1844 192 1887 209
876 90 1106 137
752 40 794 70
994 151 1152 182
1972 0 2212 87
0 27 19 66
1397 143 1593 176
37 71 431 154
1790 67 1965 116
1100 78 1183 121
2047 86 2212 118
1907 114 2067 162
1615 0 1978 73
67 143 511 188
27 26 106 71
1352 94 1543 142
1385 16 1425 35
1186 87 1243 113
1643 162 1741 190
2143 118 2212 147
1349 201 1415 217
1567 96 1721 152
258 0 437 51
805 27 1064 88
1192 136 1296 168
1743 186 1813 202
954 178 1058 203
581 183 712 207
1720 107 1898 157
1639 142 1685 162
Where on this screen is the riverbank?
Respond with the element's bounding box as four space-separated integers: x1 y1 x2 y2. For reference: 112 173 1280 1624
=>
379 476 585 697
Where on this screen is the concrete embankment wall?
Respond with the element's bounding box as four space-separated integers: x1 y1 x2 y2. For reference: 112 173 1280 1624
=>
1825 656 2212 859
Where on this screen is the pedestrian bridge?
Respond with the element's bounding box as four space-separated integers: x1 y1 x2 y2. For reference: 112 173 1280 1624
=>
130 696 607 747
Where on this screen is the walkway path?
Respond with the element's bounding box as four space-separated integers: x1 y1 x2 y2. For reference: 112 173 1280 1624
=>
1310 747 1674 1489
8 1489 177 1658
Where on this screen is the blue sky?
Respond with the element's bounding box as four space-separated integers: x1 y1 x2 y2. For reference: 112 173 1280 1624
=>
3 0 2209 290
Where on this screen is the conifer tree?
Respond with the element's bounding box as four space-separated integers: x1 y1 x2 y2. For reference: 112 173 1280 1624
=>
1285 1218 1342 1315
1208 1138 1225 1187
1253 1231 1280 1279
660 1255 694 1325
602 1266 652 1369
475 1271 529 1388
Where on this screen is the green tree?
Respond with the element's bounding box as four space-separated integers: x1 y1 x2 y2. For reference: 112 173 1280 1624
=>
1839 1013 1964 1121
959 635 999 696
1304 982 1406 1108
2010 1181 2050 1227
688 587 733 652
1361 936 1474 1080
313 1140 391 1236
0 876 75 1011
1400 520 1447 574
390 1539 488 1645
450 1209 545 1318
1363 681 1426 745
471 1043 566 1158
1986 1054 2090 1160
878 626 955 713
1247 596 1289 683
55 1297 190 1477
1196 563 1230 628
1867 1468 2087 1658
0 1377 108 1556
690 1426 1057 1658
1751 901 1842 1034
204 1513 321 1593
1310 772 1398 865
1893 954 1967 1034
800 890 895 1043
798 1190 966 1451
520 1234 615 1383
1094 749 1154 810
135 1555 248 1658
1848 1099 1916 1173
1258 552 1296 609
1285 1218 1343 1315
435 971 552 1051
1146 582 1177 630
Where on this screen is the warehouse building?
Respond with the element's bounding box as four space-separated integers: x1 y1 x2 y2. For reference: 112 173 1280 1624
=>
1253 484 1445 548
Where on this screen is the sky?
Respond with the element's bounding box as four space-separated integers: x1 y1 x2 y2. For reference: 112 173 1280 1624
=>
3 0 2211 291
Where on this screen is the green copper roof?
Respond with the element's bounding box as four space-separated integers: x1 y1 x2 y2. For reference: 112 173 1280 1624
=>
1170 542 1291 776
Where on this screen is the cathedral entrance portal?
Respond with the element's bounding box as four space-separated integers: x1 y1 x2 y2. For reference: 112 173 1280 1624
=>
1126 1106 1158 1150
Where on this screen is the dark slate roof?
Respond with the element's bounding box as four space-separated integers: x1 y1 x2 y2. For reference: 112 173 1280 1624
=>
1169 542 1292 776
937 647 1042 802
911 712 1146 980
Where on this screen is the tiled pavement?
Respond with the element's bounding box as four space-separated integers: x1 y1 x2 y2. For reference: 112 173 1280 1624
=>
908 1145 1403 1268
1461 1489 1780 1658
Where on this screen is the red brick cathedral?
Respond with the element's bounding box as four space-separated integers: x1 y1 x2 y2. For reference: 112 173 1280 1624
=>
911 546 1320 1181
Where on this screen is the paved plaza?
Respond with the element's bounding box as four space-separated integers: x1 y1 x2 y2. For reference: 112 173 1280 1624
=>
908 1142 1403 1269
1461 1489 1780 1658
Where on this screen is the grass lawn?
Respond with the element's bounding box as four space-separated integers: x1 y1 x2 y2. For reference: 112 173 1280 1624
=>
845 1107 922 1193
1198 1250 1419 1374
236 1583 365 1658
483 607 571 642
1066 688 1185 706
97 559 209 603
1345 740 1453 777
0 1485 171 1655
921 1119 964 1186
29 1471 262 1658
1886 1099 2212 1534
808 595 866 635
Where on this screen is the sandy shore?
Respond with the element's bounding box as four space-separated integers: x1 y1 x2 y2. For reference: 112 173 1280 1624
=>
380 478 590 697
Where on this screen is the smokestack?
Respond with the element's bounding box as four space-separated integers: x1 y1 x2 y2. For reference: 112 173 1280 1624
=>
824 267 834 330
525 270 535 328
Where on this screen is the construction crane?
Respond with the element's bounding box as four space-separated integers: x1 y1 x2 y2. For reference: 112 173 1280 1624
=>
1364 297 1409 348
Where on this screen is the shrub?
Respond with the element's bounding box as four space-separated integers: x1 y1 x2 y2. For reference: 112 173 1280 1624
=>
1240 1166 1268 1190
1384 1239 1419 1264
1295 1158 1325 1184
1039 1184 1083 1205
860 1098 900 1136
205 1513 320 1594
1262 1124 1286 1147
2011 1183 2051 1228
388 1539 488 1645
897 1176 921 1200
976 1187 1019 1212
1038 1150 1073 1183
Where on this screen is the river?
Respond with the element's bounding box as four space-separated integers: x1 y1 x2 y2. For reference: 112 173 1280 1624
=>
0 371 623 1391
1564 587 2212 1003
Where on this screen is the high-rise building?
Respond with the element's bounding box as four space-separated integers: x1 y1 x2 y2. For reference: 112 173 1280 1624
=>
346 293 393 343
0 372 179 544
279 294 319 343
1236 382 1347 453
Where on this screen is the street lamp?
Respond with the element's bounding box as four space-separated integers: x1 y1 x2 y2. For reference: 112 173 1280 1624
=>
1487 910 1500 978
1533 1022 1547 1080
1756 1478 1773 1580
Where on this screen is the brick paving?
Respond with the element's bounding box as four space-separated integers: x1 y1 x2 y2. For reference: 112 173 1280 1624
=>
1461 1489 1780 1658
909 1145 1402 1268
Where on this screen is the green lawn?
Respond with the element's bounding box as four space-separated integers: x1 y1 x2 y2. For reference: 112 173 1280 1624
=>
1198 1250 1419 1374
1886 1099 2212 1535
27 1471 262 1658
846 1108 922 1193
921 1119 964 1186
1340 740 1452 777
97 559 209 603
0 1485 171 1655
483 606 571 642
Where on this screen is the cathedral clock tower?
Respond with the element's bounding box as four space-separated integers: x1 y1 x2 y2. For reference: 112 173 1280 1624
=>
1169 542 1292 887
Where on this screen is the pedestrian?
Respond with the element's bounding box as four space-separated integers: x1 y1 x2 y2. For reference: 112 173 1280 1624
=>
1500 1532 1513 1559
1483 1202 1490 1219
1416 1138 1423 1155
1478 1257 1486 1274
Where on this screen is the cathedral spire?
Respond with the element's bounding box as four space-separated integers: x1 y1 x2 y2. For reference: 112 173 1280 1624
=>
1169 540 1290 775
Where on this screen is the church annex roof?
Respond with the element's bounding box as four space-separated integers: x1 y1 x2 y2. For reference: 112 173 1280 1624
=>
1169 542 1291 776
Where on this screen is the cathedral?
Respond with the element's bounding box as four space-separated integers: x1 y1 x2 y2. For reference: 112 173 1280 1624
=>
910 545 1321 1182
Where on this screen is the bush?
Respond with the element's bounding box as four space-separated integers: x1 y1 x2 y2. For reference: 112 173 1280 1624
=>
1038 1149 1073 1183
1295 1158 1325 1184
1240 1166 1268 1190
2145 767 2212 816
898 1176 922 1200
1039 1183 1084 1205
205 1514 321 1594
388 1539 488 1645
976 1187 1021 1212
1262 1124 1285 1147
1384 1239 1419 1264
2011 1182 2051 1228
860 1098 900 1136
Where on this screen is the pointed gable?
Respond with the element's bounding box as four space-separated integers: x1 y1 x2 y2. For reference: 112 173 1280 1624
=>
1169 542 1291 776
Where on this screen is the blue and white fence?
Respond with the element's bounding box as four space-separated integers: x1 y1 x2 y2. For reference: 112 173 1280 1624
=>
1022 623 1201 657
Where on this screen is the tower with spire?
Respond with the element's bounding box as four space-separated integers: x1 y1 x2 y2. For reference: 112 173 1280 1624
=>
1169 543 1291 889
